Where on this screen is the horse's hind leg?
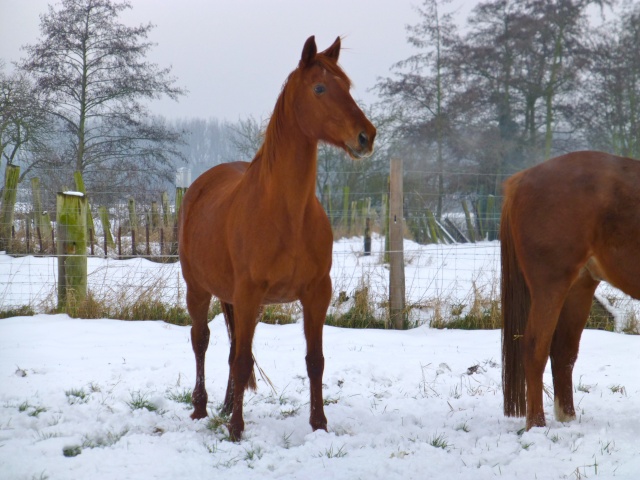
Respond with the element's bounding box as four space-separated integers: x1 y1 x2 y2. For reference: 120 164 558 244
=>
221 302 259 417
550 270 599 423
524 288 567 430
300 275 332 432
186 285 212 420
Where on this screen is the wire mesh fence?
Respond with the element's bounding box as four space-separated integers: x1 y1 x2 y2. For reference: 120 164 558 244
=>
0 167 638 331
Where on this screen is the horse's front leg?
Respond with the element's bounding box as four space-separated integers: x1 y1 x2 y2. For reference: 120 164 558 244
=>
300 275 332 432
227 287 262 441
186 287 212 420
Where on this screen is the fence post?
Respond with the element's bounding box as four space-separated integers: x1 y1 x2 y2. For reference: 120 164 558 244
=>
98 206 115 252
161 191 170 227
389 157 406 329
461 200 476 243
341 186 350 234
31 177 43 233
485 194 496 240
128 197 138 233
151 201 159 230
382 191 389 263
57 191 87 311
364 217 371 256
0 164 20 252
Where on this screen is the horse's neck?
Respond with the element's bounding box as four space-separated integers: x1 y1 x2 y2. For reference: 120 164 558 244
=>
253 124 319 211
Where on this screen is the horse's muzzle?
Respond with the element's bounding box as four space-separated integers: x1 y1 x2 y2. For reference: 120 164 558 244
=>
347 128 376 159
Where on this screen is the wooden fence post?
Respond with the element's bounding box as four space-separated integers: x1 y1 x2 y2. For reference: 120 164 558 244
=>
57 191 87 310
31 178 43 238
485 194 497 240
364 217 371 256
389 157 406 329
128 197 138 233
98 206 115 252
128 198 137 255
161 191 170 227
461 200 476 243
145 220 150 257
341 186 350 234
151 201 159 230
0 165 20 252
426 209 440 243
382 191 389 263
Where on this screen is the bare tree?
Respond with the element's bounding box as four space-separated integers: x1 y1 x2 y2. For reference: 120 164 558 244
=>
228 115 265 161
0 66 53 187
576 1 640 157
376 0 461 219
19 0 186 198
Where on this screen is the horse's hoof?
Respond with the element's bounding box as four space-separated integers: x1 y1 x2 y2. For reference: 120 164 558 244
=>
311 418 328 432
525 416 546 431
190 409 208 420
227 422 244 442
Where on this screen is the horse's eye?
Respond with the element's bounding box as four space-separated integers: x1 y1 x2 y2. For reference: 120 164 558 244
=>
314 84 326 95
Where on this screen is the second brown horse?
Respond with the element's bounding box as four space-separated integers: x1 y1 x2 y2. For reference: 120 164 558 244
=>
178 36 376 440
501 151 640 430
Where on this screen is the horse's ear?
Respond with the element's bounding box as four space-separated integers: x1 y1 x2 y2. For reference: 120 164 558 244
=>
321 36 341 62
300 35 317 68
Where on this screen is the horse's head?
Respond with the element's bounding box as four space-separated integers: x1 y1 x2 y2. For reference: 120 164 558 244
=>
289 36 376 159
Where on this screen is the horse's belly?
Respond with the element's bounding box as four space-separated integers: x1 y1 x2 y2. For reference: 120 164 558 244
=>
261 253 331 304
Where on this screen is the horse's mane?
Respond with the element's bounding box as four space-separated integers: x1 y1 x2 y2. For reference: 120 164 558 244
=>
250 54 352 170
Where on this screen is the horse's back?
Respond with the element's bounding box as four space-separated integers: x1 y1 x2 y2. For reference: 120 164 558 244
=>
505 151 640 297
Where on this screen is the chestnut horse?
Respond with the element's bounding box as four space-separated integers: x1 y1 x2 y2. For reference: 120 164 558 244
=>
501 151 640 430
178 36 376 440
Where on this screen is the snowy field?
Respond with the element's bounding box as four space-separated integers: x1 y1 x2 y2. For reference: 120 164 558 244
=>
1 237 639 479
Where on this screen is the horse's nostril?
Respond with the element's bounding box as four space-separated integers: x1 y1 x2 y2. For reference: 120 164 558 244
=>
358 132 368 148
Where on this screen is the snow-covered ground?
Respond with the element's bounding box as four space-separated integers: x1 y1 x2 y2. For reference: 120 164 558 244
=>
1 236 639 479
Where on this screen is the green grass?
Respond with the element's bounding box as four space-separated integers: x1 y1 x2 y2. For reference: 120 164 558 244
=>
428 432 450 450
18 401 47 417
318 444 348 459
62 445 82 457
126 391 158 412
326 285 387 329
166 387 192 405
430 282 501 330
260 304 297 325
0 305 35 319
65 388 89 405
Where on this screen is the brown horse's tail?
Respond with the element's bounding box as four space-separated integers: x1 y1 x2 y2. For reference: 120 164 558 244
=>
221 303 257 392
501 175 529 418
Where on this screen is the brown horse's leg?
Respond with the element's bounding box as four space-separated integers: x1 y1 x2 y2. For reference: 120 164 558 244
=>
550 270 599 423
227 294 261 441
221 302 261 416
301 276 332 432
523 287 568 430
220 302 235 416
187 286 212 420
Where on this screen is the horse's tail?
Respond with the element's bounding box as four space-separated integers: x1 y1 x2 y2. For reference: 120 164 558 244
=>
221 303 257 392
501 174 529 418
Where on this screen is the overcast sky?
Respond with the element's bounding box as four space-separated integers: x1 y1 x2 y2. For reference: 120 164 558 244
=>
1 0 480 122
